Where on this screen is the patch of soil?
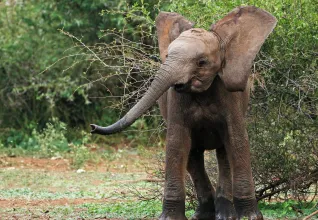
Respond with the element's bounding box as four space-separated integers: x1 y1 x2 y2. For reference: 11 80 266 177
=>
0 152 157 173
0 157 71 171
84 156 156 173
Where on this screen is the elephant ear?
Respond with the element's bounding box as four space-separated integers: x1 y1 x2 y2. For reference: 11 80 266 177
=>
156 12 194 62
211 6 277 92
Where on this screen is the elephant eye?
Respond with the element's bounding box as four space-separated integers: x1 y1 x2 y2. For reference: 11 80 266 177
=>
197 58 208 67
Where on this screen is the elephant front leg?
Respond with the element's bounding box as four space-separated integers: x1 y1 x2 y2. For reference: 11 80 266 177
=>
225 120 262 220
160 125 191 220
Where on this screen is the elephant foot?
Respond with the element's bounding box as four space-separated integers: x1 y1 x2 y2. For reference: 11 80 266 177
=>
159 199 187 220
233 197 263 220
215 196 237 220
191 196 215 220
191 212 215 220
159 214 187 220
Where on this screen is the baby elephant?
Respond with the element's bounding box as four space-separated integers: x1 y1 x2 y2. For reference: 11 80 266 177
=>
91 6 277 220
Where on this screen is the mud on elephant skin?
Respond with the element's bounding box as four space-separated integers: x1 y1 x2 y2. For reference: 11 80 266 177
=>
91 6 277 220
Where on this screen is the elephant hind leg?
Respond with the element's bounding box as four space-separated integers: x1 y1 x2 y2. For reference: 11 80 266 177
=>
215 147 237 220
187 148 216 220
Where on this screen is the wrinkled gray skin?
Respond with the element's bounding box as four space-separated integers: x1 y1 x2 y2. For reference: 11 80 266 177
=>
91 6 277 220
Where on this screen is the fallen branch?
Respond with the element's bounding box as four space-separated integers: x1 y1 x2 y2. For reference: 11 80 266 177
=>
114 178 164 184
303 209 318 220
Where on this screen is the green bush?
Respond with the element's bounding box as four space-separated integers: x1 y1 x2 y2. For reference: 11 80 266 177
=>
0 0 164 145
32 118 69 157
0 0 133 135
0 118 67 157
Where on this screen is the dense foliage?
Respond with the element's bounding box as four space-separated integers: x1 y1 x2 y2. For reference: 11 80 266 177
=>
0 0 161 147
0 0 317 203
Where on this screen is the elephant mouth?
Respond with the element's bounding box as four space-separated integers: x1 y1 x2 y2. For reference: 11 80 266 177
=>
174 82 191 93
173 78 205 93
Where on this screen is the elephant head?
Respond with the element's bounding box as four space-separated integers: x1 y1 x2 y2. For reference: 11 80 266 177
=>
91 6 277 135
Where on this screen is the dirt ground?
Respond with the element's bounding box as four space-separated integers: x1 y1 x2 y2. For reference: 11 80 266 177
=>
0 150 156 172
0 198 111 208
0 154 317 219
0 151 163 219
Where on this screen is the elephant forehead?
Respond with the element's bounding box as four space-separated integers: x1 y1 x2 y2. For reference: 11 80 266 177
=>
181 28 209 37
168 31 219 58
181 28 218 42
168 39 205 54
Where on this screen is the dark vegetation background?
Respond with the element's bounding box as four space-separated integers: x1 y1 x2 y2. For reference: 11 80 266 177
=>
0 0 317 204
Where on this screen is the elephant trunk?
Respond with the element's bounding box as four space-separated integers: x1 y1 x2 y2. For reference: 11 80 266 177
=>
90 64 177 135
